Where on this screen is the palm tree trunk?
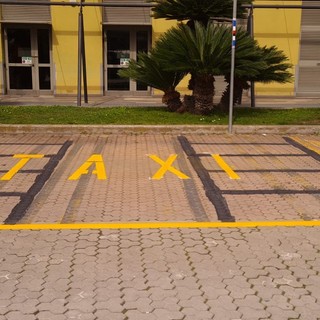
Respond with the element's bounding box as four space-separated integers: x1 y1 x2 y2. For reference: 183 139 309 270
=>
162 89 182 112
192 74 215 115
219 77 250 113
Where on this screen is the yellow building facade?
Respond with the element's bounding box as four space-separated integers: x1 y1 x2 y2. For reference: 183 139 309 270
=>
0 0 319 98
253 0 302 96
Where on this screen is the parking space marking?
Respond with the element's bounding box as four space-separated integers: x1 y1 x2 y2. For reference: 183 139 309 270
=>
68 154 107 180
284 136 320 162
4 141 72 224
0 154 44 181
0 220 320 230
291 136 320 155
179 135 320 222
211 154 240 180
178 136 235 222
148 154 190 180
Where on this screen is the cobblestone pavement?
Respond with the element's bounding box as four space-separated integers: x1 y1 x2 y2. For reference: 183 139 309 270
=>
0 132 320 319
0 227 320 320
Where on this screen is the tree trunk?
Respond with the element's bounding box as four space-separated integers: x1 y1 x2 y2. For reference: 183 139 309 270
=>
183 94 195 113
192 74 215 115
219 77 250 113
162 89 182 112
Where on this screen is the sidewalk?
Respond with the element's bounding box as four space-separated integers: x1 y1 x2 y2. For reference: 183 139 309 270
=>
0 94 319 108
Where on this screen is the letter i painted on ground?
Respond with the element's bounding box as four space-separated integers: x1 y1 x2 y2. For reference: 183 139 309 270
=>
68 154 107 180
148 154 190 180
211 154 240 180
0 154 44 181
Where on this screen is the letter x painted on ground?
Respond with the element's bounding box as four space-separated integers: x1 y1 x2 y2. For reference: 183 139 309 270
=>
148 154 190 180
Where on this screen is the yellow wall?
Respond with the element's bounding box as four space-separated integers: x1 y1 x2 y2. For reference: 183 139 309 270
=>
0 1 302 97
51 0 103 95
0 7 3 94
253 0 302 95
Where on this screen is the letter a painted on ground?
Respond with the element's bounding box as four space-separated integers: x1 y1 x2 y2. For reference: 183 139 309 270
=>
68 154 107 180
0 154 44 181
148 154 190 180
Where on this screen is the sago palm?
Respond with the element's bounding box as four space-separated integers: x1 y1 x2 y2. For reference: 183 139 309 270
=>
118 52 186 111
152 22 264 114
219 45 293 111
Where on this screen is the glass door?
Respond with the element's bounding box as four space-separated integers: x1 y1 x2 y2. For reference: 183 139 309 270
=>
105 27 150 93
4 26 52 95
106 30 130 91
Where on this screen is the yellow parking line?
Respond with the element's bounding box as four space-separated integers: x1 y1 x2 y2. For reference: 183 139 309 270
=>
0 220 320 230
211 154 240 180
291 137 320 155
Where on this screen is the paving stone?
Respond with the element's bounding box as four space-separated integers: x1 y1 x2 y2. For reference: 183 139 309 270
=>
124 310 157 320
8 299 40 314
1 133 320 320
207 295 237 311
152 308 185 320
94 310 126 320
265 306 300 319
66 298 96 313
236 307 270 319
37 299 67 314
36 312 67 320
5 311 36 320
64 310 96 320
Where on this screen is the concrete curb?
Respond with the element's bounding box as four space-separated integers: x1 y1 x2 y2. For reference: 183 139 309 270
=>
0 124 319 135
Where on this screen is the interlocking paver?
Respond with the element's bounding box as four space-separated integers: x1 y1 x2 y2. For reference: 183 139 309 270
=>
0 133 320 319
0 225 320 319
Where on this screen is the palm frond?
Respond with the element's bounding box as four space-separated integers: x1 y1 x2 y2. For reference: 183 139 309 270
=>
118 52 186 92
148 0 252 23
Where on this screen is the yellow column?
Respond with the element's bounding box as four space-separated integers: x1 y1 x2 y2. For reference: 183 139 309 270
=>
51 0 103 95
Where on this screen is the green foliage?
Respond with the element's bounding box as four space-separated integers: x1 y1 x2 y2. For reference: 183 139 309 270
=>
148 0 252 24
118 52 185 93
250 46 293 83
153 22 230 74
152 23 265 78
0 106 319 125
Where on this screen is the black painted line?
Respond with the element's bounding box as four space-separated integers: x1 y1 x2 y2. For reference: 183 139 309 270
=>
178 136 235 222
284 137 320 162
0 192 25 197
0 170 43 174
222 189 320 195
4 141 73 225
0 154 53 158
0 143 64 146
196 153 307 157
172 138 209 222
207 169 320 173
190 142 288 146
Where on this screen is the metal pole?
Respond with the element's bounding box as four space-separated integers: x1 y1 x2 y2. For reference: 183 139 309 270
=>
228 0 237 134
248 6 255 108
77 1 83 107
81 6 88 104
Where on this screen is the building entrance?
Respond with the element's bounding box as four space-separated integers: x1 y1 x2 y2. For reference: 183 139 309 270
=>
4 26 52 95
104 27 151 93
